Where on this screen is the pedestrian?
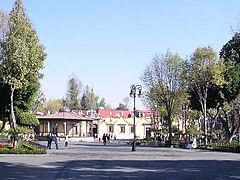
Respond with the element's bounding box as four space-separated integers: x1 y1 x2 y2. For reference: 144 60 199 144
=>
102 133 107 145
46 133 52 149
53 134 59 149
107 134 110 143
65 134 68 147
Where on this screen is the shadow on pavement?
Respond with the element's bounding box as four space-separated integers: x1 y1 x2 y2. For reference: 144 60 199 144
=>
0 159 239 179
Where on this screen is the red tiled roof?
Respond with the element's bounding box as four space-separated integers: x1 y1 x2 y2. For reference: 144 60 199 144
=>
98 110 131 118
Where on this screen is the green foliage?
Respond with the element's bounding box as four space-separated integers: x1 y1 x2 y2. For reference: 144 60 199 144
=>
16 110 39 127
220 32 240 64
65 75 82 110
116 103 128 110
208 33 240 139
204 143 240 152
187 47 224 97
220 33 240 103
0 142 46 154
0 10 8 40
0 0 46 130
5 126 33 136
1 0 45 89
40 99 63 114
172 125 182 135
141 51 185 144
81 85 97 110
96 97 107 108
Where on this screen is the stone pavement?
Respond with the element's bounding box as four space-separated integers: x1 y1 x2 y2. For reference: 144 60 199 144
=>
0 141 240 180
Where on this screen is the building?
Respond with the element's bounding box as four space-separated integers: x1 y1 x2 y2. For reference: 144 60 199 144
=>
35 109 157 140
36 110 95 137
96 109 154 140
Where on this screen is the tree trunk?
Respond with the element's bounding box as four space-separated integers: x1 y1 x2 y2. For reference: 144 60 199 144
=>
203 99 208 145
10 85 16 131
219 115 232 139
168 112 172 146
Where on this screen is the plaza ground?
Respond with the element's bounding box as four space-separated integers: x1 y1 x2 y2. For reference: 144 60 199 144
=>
0 141 240 180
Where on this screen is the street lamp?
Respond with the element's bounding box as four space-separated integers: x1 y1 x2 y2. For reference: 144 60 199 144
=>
129 84 142 151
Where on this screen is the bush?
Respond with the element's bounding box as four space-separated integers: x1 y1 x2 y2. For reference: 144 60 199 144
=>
204 142 240 153
16 109 40 127
0 142 46 154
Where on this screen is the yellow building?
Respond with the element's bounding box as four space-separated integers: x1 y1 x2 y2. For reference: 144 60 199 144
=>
96 109 154 140
36 109 158 141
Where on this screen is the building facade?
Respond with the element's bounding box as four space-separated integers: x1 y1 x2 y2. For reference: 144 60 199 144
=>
36 109 157 140
96 109 154 140
36 111 94 137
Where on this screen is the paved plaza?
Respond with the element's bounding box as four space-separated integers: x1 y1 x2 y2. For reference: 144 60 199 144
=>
0 141 240 180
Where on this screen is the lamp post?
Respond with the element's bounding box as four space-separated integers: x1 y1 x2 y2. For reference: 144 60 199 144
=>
129 84 142 152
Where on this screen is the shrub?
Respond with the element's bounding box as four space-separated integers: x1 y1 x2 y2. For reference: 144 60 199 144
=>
16 110 40 127
0 142 46 154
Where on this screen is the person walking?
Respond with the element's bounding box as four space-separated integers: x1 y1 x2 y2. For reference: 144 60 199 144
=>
53 134 59 149
65 134 68 147
46 133 52 149
102 133 107 145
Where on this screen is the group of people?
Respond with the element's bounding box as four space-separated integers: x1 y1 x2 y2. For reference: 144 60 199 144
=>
101 133 116 145
46 133 68 149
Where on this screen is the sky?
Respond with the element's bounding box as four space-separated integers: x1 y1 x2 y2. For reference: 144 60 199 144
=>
1 0 240 109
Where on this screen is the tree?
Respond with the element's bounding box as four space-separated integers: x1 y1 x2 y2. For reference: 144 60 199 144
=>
0 84 9 132
31 89 46 113
220 33 240 103
116 103 128 110
81 86 97 110
65 75 82 110
220 32 240 64
218 33 240 138
0 0 46 131
44 99 63 114
96 96 107 109
141 51 185 145
0 10 8 41
0 11 9 131
186 47 225 144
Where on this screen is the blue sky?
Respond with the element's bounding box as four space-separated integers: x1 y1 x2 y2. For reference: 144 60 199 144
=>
1 0 240 109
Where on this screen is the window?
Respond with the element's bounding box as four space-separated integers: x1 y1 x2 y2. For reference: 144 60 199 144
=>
130 125 134 133
120 126 125 133
108 125 114 133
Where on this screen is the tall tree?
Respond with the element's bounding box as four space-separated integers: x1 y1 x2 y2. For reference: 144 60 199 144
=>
65 75 82 110
96 96 107 109
0 10 8 41
116 103 128 110
220 33 240 103
31 89 46 113
218 33 240 138
141 51 185 145
81 85 97 110
0 11 9 130
44 99 63 114
186 47 225 144
0 0 46 131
